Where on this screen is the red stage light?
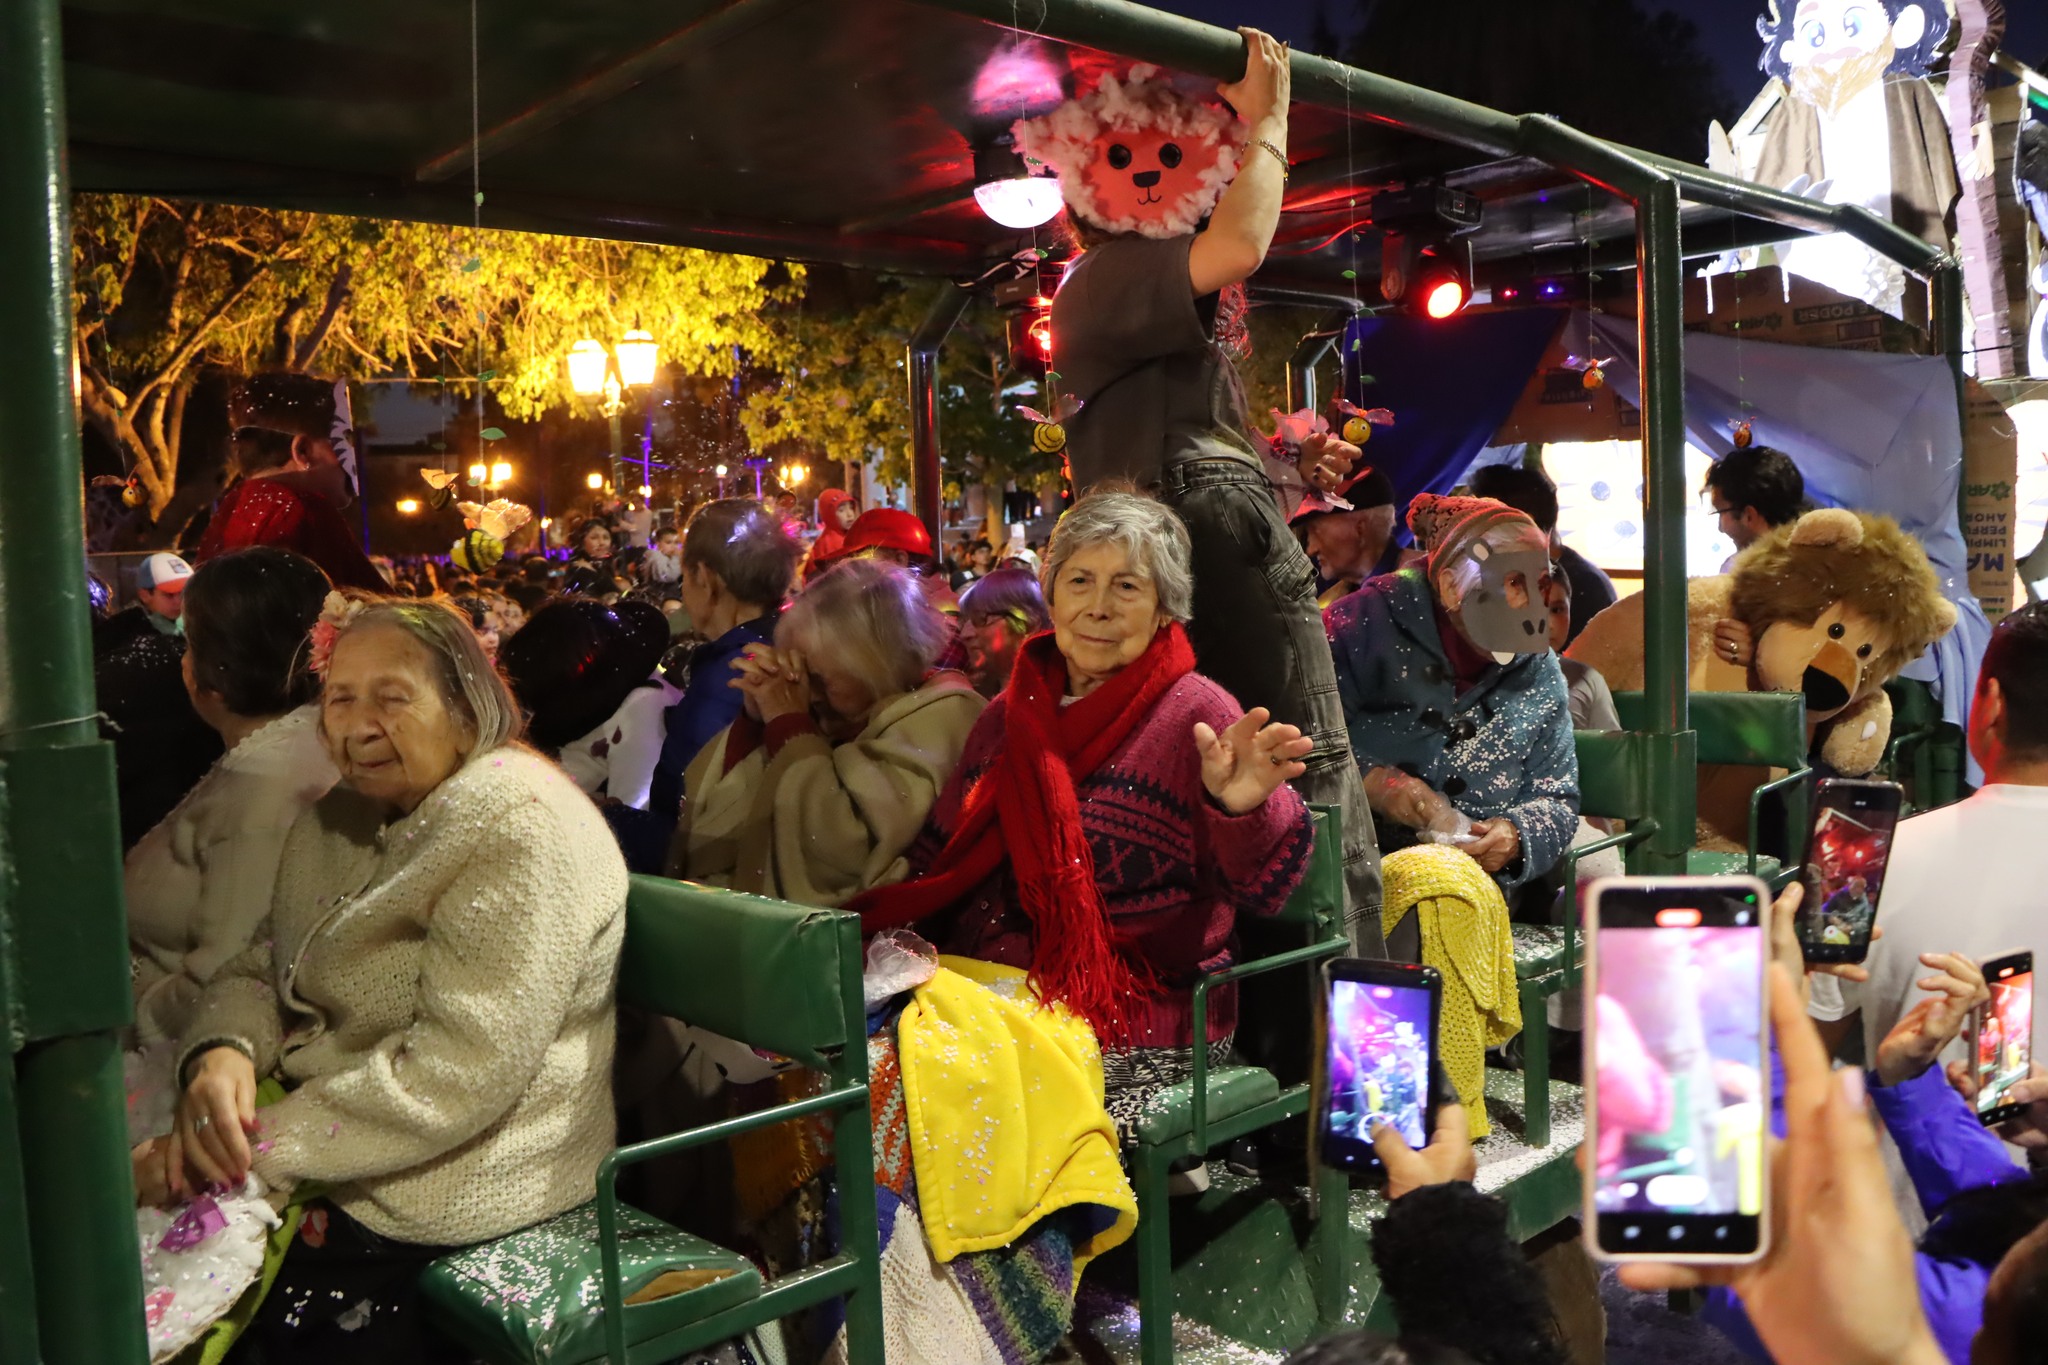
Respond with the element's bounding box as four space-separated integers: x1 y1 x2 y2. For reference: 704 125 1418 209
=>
1424 278 1467 319
1028 316 1053 361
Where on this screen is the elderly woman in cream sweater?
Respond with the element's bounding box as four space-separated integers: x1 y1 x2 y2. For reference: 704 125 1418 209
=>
669 557 984 907
127 548 338 1053
145 597 627 1364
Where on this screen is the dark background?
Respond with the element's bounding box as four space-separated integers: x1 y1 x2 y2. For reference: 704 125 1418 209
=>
1151 0 2048 160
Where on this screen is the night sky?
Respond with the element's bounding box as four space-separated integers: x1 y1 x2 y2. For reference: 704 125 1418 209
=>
1151 0 2048 132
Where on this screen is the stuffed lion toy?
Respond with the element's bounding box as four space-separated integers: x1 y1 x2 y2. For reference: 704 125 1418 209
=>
1567 508 1957 846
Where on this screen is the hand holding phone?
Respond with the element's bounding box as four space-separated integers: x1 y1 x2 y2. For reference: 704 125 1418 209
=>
1317 959 1442 1176
1614 965 1948 1365
1796 779 1902 965
1586 876 1770 1263
1872 953 1988 1088
1367 1101 1476 1199
1972 952 2035 1126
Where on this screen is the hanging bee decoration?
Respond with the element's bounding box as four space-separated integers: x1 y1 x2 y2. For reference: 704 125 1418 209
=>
1565 353 1616 392
1017 392 1084 458
90 472 146 508
1731 419 1755 449
1333 399 1396 446
419 468 461 510
449 498 533 573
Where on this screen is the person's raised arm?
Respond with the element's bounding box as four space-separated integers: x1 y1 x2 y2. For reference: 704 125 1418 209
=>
1189 29 1291 298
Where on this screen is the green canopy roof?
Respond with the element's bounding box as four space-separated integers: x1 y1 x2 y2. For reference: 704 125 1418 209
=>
60 0 1887 295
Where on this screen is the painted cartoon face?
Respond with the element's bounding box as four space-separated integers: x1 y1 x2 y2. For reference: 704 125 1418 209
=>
1753 600 1891 722
1782 0 1903 70
1081 126 1231 234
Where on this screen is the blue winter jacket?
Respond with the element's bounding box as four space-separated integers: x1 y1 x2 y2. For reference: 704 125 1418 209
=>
648 615 777 821
1325 568 1579 889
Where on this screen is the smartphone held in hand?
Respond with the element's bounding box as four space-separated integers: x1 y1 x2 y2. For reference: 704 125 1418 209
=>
1585 875 1771 1264
1796 777 1903 965
1315 958 1442 1176
1973 952 2035 1127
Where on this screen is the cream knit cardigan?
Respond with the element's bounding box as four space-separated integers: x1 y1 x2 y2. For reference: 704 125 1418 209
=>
180 746 626 1247
128 705 339 1047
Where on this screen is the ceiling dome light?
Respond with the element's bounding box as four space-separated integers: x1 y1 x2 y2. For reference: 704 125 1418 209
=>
974 177 1064 229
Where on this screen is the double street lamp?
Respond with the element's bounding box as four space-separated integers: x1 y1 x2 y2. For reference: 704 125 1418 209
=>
568 330 660 492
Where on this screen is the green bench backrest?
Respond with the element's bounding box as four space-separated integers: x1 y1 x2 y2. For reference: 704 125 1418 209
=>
1572 730 1655 823
1609 691 1808 768
1277 806 1341 934
620 873 853 1069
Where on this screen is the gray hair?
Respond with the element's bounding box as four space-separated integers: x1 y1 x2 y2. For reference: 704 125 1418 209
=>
958 567 1051 636
1041 490 1194 623
779 559 951 701
334 599 522 756
682 499 802 608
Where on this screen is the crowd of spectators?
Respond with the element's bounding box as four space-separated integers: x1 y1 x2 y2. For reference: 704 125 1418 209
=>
85 341 2043 1361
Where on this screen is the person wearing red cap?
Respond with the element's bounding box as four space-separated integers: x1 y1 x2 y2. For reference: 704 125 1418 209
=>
1289 464 1400 609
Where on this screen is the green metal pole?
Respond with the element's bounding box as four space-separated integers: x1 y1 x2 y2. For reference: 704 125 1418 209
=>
0 1 149 1361
1930 259 1969 555
1519 116 1695 873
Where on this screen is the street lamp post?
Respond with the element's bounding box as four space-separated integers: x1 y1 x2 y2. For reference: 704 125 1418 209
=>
568 331 659 494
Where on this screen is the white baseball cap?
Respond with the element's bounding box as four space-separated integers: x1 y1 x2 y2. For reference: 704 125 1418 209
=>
136 552 194 592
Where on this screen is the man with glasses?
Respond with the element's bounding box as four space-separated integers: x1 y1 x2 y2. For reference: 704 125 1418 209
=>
1703 446 1809 568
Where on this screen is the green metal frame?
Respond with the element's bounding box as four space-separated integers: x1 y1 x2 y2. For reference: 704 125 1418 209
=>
2 0 1980 1359
1129 807 1349 1365
589 907 882 1365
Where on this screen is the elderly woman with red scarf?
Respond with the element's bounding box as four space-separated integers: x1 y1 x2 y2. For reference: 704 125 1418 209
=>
852 490 1315 1134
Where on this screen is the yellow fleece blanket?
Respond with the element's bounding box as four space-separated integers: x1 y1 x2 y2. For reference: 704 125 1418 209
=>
1380 845 1523 1138
896 957 1137 1270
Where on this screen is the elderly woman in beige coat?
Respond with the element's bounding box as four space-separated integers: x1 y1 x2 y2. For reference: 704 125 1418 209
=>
142 597 626 1365
669 558 984 906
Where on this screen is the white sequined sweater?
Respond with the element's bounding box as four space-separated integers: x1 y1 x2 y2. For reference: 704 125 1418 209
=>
180 746 627 1247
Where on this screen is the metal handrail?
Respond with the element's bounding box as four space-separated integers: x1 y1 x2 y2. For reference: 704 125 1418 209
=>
1187 936 1351 1153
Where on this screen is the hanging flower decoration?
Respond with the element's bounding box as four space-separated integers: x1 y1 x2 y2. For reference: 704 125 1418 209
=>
1267 407 1330 461
1731 419 1755 449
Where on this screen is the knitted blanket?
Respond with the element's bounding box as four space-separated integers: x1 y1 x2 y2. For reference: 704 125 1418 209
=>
1381 845 1523 1138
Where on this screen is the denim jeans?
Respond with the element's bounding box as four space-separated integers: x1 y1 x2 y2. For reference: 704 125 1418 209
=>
1158 451 1387 960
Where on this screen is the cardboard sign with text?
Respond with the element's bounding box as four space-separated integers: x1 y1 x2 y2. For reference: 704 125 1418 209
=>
1963 378 2018 619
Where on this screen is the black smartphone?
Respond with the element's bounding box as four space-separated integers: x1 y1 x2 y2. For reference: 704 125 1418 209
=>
1316 959 1442 1175
1585 876 1770 1264
1974 952 2035 1127
1797 778 1903 964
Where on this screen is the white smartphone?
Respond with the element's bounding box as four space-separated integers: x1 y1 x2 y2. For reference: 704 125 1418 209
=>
1584 875 1771 1264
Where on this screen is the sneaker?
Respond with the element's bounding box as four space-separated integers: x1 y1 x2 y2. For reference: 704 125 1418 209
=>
1166 1159 1212 1197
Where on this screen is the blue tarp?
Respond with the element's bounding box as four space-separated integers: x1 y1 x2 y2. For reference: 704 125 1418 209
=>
1339 308 1566 547
1574 311 1990 750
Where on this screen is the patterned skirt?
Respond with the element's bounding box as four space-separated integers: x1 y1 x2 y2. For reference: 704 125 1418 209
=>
1101 1035 1236 1146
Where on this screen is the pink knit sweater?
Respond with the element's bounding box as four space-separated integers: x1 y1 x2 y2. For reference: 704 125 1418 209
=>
912 672 1312 1048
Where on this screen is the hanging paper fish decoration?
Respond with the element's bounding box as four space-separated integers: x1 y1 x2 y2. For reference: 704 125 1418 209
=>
1731 420 1754 449
420 467 461 510
1333 399 1396 446
1017 393 1084 456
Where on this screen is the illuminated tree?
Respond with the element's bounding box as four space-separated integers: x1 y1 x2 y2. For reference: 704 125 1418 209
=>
71 194 802 532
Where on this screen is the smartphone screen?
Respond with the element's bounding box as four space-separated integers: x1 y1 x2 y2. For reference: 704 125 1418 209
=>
1588 878 1768 1261
1797 779 1903 964
1319 962 1439 1173
1975 955 2035 1124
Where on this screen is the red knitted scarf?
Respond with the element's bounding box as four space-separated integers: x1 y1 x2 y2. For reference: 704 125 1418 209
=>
851 625 1196 1041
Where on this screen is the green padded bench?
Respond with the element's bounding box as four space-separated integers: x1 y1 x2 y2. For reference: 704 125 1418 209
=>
1610 690 1811 884
1510 729 1659 1148
1128 806 1350 1365
421 875 883 1365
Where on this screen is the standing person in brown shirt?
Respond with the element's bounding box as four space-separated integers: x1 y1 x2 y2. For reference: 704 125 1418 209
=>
1015 30 1386 958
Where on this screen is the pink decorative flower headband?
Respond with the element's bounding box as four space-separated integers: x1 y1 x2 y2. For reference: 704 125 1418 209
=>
307 592 369 675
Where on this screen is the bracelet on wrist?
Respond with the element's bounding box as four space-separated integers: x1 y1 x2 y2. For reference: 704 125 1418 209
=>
1251 137 1289 180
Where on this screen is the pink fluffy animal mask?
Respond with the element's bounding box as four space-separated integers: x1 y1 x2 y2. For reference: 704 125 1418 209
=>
1011 64 1244 239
